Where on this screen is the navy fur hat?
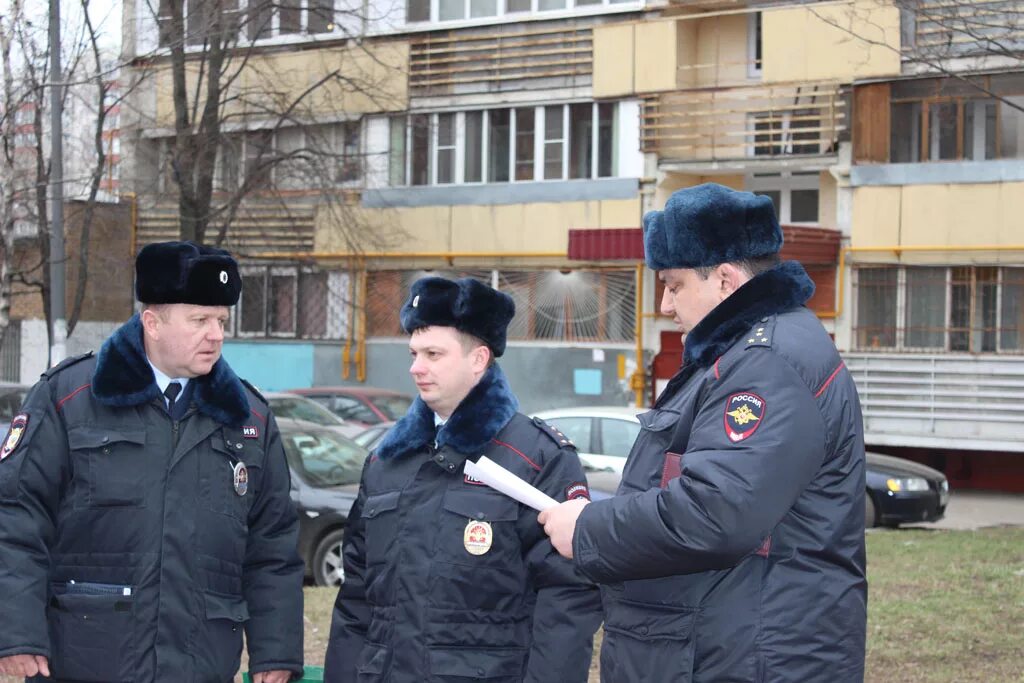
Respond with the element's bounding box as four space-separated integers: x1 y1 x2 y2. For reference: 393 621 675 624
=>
135 241 241 306
643 183 783 270
400 277 516 357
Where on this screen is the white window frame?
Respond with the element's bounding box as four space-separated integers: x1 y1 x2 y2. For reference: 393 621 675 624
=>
408 0 641 26
747 12 762 79
746 171 820 225
392 102 619 186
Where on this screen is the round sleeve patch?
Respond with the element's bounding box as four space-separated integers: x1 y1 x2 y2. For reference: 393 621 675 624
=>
723 393 765 443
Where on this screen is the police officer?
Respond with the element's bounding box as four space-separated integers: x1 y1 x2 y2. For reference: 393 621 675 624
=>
0 242 304 682
540 184 867 681
323 276 602 683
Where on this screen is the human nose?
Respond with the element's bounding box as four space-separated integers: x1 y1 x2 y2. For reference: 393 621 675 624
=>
660 287 675 316
410 356 426 376
207 320 225 342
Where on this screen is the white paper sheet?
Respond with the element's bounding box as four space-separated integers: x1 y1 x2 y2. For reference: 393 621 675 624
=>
463 456 559 512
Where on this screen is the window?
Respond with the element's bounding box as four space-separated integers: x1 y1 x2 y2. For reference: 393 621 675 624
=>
855 268 897 349
752 109 822 157
389 103 619 187
548 417 592 451
747 12 762 78
600 418 640 458
854 266 1024 353
748 172 819 224
335 121 361 184
234 266 349 339
162 0 334 46
366 268 635 343
405 0 637 23
889 77 1024 162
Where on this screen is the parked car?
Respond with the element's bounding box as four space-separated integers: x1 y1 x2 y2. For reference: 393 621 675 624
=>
536 406 949 528
266 392 365 438
532 406 642 474
277 418 364 586
0 382 30 435
352 420 395 452
287 386 413 428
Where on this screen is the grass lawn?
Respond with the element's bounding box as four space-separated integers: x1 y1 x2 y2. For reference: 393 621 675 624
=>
3 528 1020 682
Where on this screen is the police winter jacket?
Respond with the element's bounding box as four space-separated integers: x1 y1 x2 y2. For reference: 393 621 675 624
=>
323 365 602 683
575 262 867 682
0 315 304 682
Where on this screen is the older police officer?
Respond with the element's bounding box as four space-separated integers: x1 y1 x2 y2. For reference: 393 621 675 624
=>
323 276 602 683
540 184 867 682
0 242 303 682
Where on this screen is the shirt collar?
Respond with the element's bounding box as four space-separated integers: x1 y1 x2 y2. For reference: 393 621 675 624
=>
147 358 190 396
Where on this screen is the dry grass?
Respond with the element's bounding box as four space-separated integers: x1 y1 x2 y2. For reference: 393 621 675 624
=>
4 527 1021 682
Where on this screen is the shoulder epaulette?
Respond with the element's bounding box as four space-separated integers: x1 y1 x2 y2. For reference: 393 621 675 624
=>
240 378 268 406
42 351 94 379
531 416 577 450
742 315 777 350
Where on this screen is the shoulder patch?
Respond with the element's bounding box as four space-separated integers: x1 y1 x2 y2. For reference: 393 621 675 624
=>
240 378 268 406
0 413 29 462
531 416 577 450
42 352 94 379
565 481 590 501
724 391 766 443
742 316 776 350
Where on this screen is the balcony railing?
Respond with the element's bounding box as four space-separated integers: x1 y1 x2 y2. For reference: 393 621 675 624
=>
137 202 316 253
845 352 1024 453
904 0 1024 60
409 23 593 96
641 80 847 163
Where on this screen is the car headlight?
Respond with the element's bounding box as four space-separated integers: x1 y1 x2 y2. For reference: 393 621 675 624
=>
886 477 929 492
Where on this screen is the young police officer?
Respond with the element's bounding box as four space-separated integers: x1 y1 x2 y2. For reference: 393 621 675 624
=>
540 184 867 682
0 242 303 682
323 276 602 683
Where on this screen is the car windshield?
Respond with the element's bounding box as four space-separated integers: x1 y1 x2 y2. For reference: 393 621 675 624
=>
369 395 412 420
280 426 366 488
270 397 346 427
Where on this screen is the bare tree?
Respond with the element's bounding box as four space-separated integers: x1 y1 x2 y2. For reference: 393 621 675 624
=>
134 0 405 248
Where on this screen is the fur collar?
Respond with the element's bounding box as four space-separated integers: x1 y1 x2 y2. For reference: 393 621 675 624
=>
376 364 519 460
91 314 251 427
682 260 815 369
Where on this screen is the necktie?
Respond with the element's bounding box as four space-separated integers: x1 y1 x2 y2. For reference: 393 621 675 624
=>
164 382 182 418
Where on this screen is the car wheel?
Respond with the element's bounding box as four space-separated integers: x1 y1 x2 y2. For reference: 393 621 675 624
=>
313 528 346 587
865 492 877 529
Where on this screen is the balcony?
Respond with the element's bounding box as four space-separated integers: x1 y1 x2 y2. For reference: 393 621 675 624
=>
137 202 316 253
845 352 1024 453
409 23 593 97
641 80 847 163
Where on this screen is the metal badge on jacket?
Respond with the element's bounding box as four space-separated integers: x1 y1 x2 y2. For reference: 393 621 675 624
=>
232 461 249 496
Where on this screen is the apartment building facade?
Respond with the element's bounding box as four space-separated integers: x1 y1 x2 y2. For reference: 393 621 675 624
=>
120 0 1024 486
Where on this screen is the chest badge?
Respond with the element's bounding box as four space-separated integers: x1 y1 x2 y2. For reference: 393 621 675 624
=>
463 519 493 556
232 461 249 496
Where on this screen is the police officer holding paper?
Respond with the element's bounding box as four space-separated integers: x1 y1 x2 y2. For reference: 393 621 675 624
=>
540 184 868 681
323 276 602 683
0 242 304 682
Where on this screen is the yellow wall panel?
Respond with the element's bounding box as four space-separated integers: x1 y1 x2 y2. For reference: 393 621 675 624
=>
693 15 749 88
899 183 1024 247
593 24 636 98
819 172 837 229
851 186 901 247
634 21 678 93
763 0 900 83
154 41 408 128
676 21 699 90
599 198 642 227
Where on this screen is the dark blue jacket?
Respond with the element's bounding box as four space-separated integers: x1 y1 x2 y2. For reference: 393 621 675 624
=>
323 365 602 683
0 315 304 682
575 262 867 682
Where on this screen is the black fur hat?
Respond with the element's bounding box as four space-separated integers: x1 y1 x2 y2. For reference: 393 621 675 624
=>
400 277 516 357
135 241 241 306
643 183 783 270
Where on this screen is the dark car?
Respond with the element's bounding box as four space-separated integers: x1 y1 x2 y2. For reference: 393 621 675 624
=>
865 452 948 528
0 382 30 435
287 386 413 427
352 420 395 451
278 418 364 586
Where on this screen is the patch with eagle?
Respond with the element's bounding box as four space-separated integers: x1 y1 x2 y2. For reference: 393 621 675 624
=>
723 392 765 443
